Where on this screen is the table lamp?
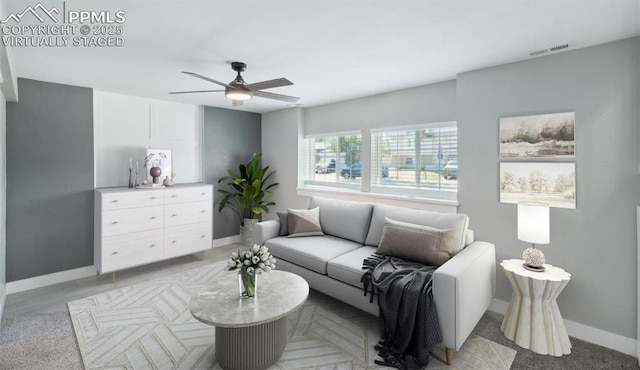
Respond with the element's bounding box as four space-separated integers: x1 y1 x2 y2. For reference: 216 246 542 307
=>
517 202 550 272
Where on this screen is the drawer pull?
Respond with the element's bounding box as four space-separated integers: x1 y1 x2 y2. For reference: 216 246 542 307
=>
149 244 157 248
150 216 156 220
111 200 119 203
111 221 119 225
111 251 119 255
201 192 206 195
201 210 206 213
171 240 177 244
171 214 177 217
150 196 157 200
201 235 206 238
172 195 178 198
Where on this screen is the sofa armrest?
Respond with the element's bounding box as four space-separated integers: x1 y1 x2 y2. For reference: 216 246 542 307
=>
433 241 496 351
254 219 281 245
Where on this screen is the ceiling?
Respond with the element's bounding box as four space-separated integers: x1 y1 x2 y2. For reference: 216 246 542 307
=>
3 0 639 113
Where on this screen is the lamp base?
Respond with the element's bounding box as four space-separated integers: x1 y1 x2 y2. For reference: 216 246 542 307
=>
522 246 545 272
522 263 546 272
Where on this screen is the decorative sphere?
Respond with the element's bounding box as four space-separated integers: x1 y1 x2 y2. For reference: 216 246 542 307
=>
522 247 545 267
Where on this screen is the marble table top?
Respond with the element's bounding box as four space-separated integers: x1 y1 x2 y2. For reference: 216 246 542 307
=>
189 270 309 328
501 259 571 281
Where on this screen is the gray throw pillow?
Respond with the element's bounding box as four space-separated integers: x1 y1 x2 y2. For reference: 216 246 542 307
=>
277 212 288 236
288 207 324 238
376 217 457 266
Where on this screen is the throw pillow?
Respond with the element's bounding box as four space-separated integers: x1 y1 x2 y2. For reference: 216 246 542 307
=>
287 207 324 237
276 212 288 236
376 217 457 266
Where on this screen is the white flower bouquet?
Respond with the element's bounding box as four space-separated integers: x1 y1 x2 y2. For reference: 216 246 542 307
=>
225 244 276 297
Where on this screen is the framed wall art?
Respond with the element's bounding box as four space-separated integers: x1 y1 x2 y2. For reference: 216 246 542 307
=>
499 112 575 158
500 162 576 209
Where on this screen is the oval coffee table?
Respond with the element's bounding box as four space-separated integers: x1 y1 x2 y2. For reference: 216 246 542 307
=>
189 270 309 370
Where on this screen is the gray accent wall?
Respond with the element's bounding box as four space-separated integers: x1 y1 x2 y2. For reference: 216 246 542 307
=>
203 106 261 239
457 37 640 338
0 91 6 313
6 78 94 282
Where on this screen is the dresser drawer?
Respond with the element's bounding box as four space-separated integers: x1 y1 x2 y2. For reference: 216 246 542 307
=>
164 222 212 258
164 201 212 227
100 230 164 273
102 206 164 236
101 190 164 210
164 186 212 204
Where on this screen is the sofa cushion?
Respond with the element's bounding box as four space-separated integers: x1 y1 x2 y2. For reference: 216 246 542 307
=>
265 235 362 274
277 212 288 236
309 196 374 244
288 207 324 237
376 217 457 266
364 203 469 253
327 246 377 288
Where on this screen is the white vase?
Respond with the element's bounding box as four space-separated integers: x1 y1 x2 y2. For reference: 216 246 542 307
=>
240 218 259 247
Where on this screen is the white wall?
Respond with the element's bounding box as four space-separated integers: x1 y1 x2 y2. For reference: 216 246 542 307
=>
261 107 307 218
93 91 203 187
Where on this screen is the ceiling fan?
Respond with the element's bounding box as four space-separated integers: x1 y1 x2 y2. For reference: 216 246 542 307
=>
169 62 299 107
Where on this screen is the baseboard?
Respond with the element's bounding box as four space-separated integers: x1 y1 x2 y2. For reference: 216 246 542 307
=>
6 266 97 295
489 298 637 357
6 238 239 296
0 284 6 321
212 234 240 248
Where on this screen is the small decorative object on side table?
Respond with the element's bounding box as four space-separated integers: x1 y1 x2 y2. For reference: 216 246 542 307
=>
500 259 572 356
225 244 276 298
517 202 550 272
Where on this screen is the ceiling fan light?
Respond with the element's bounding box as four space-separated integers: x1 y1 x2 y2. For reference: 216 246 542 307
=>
225 89 252 100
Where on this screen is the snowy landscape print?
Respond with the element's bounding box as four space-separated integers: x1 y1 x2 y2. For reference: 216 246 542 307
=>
500 162 576 209
499 112 575 158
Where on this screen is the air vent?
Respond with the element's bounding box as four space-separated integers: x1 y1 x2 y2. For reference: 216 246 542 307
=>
528 43 570 57
529 49 549 57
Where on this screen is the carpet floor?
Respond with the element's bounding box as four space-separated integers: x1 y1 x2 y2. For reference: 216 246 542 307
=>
0 312 83 369
66 261 515 369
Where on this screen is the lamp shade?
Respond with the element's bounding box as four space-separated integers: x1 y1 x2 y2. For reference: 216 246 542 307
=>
517 202 550 244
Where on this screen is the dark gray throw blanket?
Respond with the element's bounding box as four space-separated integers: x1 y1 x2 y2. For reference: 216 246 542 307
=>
362 254 442 369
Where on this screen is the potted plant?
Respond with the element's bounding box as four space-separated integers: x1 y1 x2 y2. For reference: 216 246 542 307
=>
217 153 279 247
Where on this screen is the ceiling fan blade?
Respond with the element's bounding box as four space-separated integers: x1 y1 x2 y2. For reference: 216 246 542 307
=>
232 100 244 107
168 90 224 95
245 78 292 91
181 71 232 88
253 90 299 103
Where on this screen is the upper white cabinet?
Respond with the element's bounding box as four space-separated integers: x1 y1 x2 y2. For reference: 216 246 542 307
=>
94 91 203 187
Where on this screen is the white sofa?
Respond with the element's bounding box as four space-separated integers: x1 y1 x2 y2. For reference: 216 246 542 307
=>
254 196 496 365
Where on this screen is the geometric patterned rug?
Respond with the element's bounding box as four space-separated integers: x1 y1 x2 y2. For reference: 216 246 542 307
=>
68 261 515 369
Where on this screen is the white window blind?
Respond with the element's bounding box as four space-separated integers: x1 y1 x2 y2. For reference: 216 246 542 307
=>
371 122 457 198
301 132 362 190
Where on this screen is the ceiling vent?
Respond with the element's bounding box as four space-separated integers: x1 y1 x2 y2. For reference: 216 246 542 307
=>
528 43 570 57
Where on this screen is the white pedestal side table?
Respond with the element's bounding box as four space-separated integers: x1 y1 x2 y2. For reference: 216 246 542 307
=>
500 258 572 356
190 270 309 370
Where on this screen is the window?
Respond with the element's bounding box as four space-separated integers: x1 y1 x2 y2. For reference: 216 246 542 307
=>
301 132 362 190
371 122 457 198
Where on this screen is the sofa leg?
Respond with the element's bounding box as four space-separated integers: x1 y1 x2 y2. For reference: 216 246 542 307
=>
445 347 454 365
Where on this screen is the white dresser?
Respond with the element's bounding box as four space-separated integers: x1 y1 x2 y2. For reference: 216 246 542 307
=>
95 184 213 274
